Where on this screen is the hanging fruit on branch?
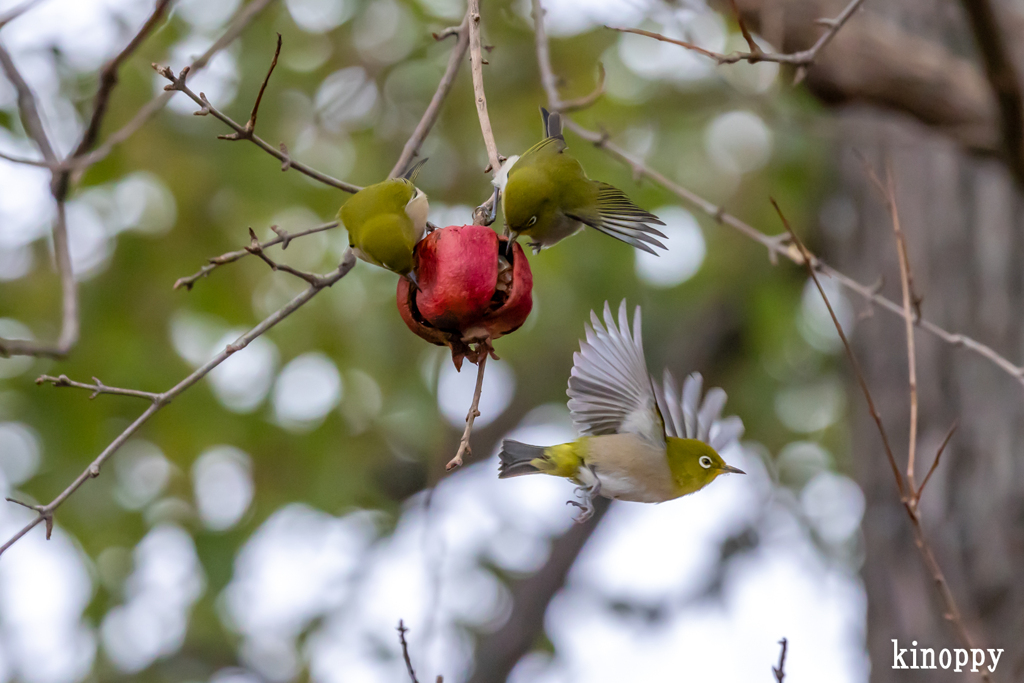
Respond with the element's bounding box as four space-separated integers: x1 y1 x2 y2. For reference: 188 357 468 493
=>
396 224 533 470
397 224 532 369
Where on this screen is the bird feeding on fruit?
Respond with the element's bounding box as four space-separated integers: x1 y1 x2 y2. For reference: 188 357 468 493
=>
339 158 429 284
498 301 745 522
494 109 667 255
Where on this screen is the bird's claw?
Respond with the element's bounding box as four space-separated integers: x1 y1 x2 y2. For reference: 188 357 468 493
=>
566 484 597 523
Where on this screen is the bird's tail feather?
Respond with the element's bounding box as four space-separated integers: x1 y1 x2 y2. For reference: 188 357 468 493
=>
498 440 548 478
540 107 564 141
574 183 668 254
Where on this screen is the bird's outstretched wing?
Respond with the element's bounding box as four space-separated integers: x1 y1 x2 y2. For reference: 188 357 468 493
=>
655 370 744 452
569 183 667 255
568 301 665 447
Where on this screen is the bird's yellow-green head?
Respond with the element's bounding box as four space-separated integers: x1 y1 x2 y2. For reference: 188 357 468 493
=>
502 162 590 234
666 437 744 496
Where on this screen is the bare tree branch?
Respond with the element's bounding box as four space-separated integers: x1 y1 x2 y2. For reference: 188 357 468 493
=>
960 0 1024 186
607 0 865 81
0 250 357 557
466 0 505 226
467 0 500 176
68 0 281 172
174 221 340 291
36 374 163 402
155 61 361 194
390 13 471 178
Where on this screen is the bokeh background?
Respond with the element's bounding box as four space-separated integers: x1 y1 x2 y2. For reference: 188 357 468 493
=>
2 0 1021 681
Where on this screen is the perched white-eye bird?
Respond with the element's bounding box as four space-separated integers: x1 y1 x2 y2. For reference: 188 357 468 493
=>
493 109 667 255
339 158 429 282
499 301 745 522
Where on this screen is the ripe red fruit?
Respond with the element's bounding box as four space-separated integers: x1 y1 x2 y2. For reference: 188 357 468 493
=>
397 225 533 369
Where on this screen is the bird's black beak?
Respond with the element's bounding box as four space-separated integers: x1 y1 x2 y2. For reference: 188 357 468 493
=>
404 271 420 291
718 464 746 475
504 230 518 258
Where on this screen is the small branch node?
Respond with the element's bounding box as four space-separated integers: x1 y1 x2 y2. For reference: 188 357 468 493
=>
279 142 292 171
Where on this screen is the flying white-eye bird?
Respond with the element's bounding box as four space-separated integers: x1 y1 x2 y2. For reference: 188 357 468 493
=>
338 158 429 283
498 301 745 522
493 109 667 255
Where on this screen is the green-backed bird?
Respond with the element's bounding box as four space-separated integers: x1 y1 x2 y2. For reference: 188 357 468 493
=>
493 109 667 255
339 158 429 282
498 301 745 522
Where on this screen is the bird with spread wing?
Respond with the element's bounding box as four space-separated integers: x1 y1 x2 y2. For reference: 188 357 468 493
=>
498 301 745 522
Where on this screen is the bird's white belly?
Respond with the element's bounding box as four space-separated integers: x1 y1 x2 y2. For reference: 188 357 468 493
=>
577 433 676 503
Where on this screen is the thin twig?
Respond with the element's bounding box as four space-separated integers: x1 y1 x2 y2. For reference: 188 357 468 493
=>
389 13 470 178
606 0 865 73
397 620 420 683
36 374 163 402
0 250 357 558
446 354 487 471
244 228 323 286
778 202 990 683
878 163 919 490
174 221 339 290
772 637 788 682
155 63 360 193
857 159 922 490
916 420 958 503
729 0 761 53
239 32 281 137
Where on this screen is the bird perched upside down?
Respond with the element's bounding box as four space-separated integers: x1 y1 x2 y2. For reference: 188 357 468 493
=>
339 158 429 284
499 301 745 522
494 109 667 255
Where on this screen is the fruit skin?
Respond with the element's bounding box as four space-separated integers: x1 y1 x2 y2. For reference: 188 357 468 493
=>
397 225 533 369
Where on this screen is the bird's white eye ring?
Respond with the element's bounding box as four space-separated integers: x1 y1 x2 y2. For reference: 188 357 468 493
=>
699 455 712 469
526 216 538 226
